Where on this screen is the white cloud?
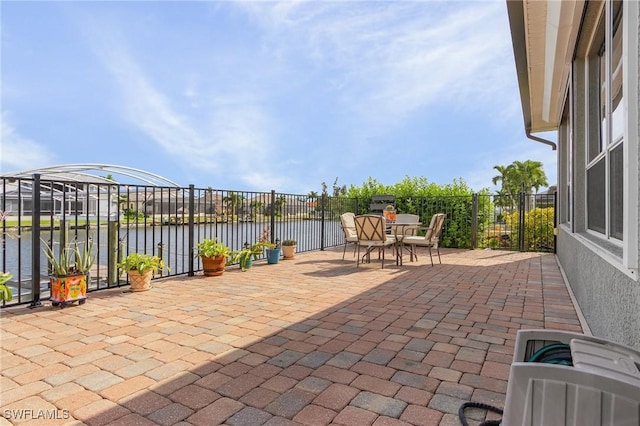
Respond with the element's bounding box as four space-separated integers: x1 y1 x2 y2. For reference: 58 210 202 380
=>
0 113 55 173
236 1 513 127
87 24 281 189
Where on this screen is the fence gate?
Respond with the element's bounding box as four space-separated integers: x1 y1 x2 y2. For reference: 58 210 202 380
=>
475 191 556 253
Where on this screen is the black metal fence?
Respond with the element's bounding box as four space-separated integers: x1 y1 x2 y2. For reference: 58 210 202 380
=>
1 175 556 307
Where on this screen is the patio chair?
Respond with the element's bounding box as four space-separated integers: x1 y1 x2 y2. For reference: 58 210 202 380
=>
354 214 396 269
340 212 358 260
402 213 446 266
369 195 396 214
393 214 420 235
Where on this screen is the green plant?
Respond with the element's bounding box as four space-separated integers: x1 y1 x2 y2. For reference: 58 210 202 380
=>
0 272 13 302
282 239 297 246
195 238 231 258
506 207 555 251
230 227 276 271
230 243 267 271
117 253 168 274
41 237 95 276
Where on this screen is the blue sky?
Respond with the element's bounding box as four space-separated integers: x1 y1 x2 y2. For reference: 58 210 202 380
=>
1 1 556 194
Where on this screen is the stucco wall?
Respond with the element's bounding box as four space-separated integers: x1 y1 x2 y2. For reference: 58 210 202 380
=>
557 229 640 351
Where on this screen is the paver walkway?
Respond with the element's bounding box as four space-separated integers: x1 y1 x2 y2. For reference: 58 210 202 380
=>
0 248 583 426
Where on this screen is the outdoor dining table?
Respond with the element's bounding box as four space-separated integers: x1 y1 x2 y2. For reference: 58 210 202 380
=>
386 222 421 265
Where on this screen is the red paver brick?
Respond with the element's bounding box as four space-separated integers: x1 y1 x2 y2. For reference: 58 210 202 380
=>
217 373 265 399
312 365 358 385
332 405 378 425
400 404 444 425
293 404 337 425
108 413 158 426
150 372 200 396
250 363 283 379
313 383 359 411
169 384 220 409
194 371 232 391
120 390 172 416
480 361 510 381
459 373 508 394
240 387 280 409
395 386 433 406
351 361 396 380
100 375 156 401
450 359 482 374
372 416 412 426
218 361 252 378
352 375 402 397
429 366 462 382
318 338 352 354
346 340 378 355
262 375 298 393
265 388 316 419
422 350 455 368
147 402 194 426
74 398 131 426
281 364 313 380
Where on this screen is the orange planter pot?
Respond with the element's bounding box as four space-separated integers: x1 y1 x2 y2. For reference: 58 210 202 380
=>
202 255 226 276
50 273 87 307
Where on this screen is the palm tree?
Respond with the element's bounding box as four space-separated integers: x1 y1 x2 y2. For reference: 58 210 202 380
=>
223 191 244 220
249 200 263 219
512 160 548 194
274 195 287 215
492 165 517 208
492 160 548 209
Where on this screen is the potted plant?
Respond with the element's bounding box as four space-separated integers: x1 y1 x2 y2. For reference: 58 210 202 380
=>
266 239 281 264
42 238 95 307
230 242 269 271
383 204 397 222
281 239 297 259
228 228 275 271
0 272 13 304
117 253 167 292
196 238 231 276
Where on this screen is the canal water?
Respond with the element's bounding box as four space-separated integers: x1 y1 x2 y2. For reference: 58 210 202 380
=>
3 220 343 298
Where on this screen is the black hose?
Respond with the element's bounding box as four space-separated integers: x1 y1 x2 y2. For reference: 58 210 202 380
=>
458 401 504 426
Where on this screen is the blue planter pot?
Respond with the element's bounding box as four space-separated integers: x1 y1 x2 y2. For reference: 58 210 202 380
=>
266 248 281 264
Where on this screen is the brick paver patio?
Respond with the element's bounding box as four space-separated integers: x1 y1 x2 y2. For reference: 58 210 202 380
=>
0 248 584 425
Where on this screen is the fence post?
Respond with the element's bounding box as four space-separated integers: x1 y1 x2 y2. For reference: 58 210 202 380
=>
320 194 326 250
188 184 195 277
107 221 119 285
553 191 557 254
471 193 478 249
29 174 42 308
518 191 526 251
270 190 276 243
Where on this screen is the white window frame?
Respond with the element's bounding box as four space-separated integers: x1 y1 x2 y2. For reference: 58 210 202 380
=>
583 0 638 273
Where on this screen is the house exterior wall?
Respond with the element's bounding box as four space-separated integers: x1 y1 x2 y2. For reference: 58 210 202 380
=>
557 231 640 350
554 0 640 351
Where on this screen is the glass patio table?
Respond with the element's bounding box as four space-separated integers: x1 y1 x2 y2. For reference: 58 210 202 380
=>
387 222 421 266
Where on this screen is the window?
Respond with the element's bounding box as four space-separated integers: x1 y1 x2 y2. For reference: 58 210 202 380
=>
586 1 623 241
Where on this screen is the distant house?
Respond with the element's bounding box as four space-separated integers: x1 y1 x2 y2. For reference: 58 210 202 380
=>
507 1 639 349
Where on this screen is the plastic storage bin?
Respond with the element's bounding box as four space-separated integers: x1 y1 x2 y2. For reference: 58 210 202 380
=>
502 329 640 426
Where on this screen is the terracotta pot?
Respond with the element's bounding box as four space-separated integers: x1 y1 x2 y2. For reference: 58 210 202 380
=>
202 255 226 276
127 270 153 292
282 245 296 259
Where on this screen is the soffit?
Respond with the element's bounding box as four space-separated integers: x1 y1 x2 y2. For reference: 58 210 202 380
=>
508 0 585 133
